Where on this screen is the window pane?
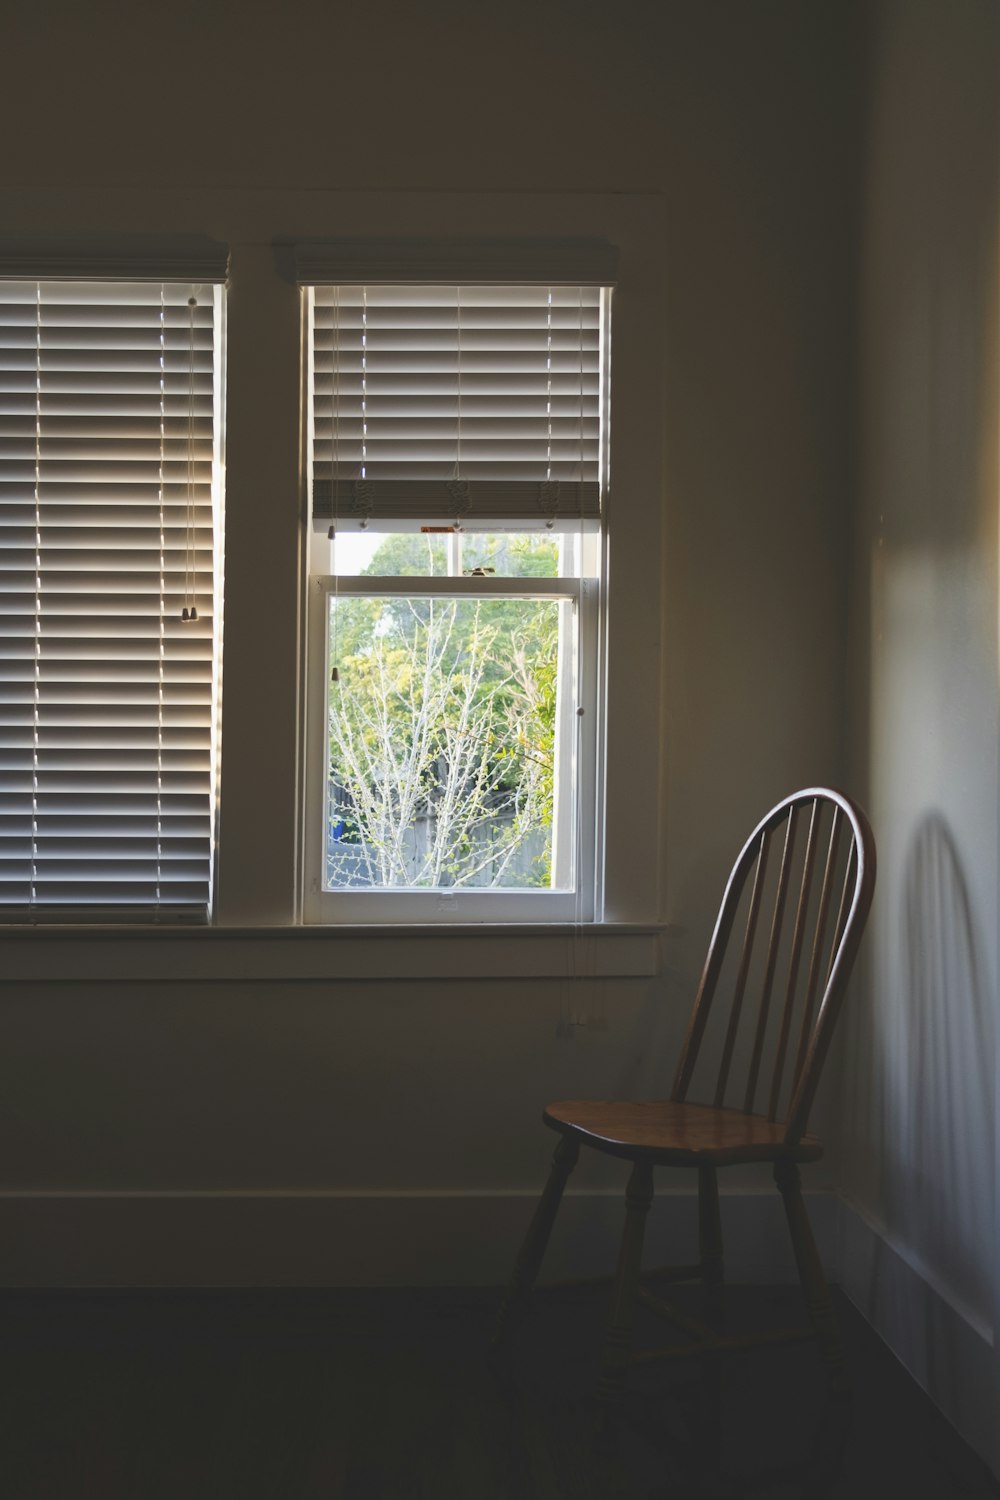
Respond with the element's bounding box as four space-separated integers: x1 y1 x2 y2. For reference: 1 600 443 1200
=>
325 593 570 891
322 530 565 578
460 533 560 578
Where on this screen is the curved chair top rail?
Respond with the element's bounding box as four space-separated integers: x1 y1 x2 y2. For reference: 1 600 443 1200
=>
670 787 876 1145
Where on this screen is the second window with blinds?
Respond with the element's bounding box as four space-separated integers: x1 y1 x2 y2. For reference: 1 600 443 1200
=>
302 281 610 923
0 276 223 921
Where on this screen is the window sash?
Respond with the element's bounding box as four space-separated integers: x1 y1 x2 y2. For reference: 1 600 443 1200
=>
0 280 223 918
303 573 598 923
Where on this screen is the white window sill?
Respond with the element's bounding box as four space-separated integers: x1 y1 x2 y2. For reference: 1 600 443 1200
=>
0 922 666 983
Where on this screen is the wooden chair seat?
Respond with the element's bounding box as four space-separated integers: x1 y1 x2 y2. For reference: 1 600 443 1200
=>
543 1099 824 1167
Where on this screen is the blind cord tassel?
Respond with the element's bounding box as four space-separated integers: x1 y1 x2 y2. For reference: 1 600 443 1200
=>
446 478 470 531
539 479 560 529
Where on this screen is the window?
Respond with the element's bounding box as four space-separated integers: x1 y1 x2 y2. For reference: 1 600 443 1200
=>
0 270 225 920
298 246 615 923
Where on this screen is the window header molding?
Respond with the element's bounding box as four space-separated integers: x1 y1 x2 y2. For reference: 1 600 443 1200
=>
0 235 230 283
294 236 619 287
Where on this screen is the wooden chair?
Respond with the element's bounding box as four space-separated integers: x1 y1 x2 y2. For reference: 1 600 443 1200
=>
494 787 876 1404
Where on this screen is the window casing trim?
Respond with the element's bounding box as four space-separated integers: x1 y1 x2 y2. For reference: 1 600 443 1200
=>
293 236 619 287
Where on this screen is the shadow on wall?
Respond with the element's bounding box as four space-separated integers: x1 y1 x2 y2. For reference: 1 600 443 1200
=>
880 811 994 1331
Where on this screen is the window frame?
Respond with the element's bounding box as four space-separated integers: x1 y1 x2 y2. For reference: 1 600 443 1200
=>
298 264 613 926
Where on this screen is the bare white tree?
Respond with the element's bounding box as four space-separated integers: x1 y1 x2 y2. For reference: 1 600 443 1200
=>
326 596 554 889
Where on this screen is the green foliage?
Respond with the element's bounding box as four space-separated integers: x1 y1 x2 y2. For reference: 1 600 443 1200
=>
326 541 562 891
358 530 559 581
360 532 449 577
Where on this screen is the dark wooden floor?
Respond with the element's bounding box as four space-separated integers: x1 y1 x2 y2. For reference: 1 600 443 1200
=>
0 1283 995 1499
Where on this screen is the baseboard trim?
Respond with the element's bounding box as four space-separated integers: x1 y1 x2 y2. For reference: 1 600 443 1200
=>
0 1186 836 1290
837 1196 996 1474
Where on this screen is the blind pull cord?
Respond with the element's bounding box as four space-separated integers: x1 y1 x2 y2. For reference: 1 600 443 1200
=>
181 295 199 621
330 285 341 685
447 286 470 536
540 288 559 530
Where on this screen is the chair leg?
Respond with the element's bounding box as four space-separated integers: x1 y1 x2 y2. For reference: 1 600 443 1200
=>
774 1158 848 1393
698 1164 724 1319
695 1165 724 1461
493 1133 580 1350
596 1159 654 1408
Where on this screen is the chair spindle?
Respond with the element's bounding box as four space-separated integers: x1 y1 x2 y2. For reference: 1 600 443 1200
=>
768 798 822 1121
792 807 843 1089
714 828 771 1107
826 843 858 988
744 807 799 1114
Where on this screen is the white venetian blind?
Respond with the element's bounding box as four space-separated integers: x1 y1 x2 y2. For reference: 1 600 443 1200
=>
0 279 221 917
310 283 606 527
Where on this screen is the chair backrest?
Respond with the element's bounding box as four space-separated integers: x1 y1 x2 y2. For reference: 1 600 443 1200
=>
671 788 876 1144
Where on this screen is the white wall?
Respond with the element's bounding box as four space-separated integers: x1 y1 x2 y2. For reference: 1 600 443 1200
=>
0 1 856 1284
841 0 1000 1467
